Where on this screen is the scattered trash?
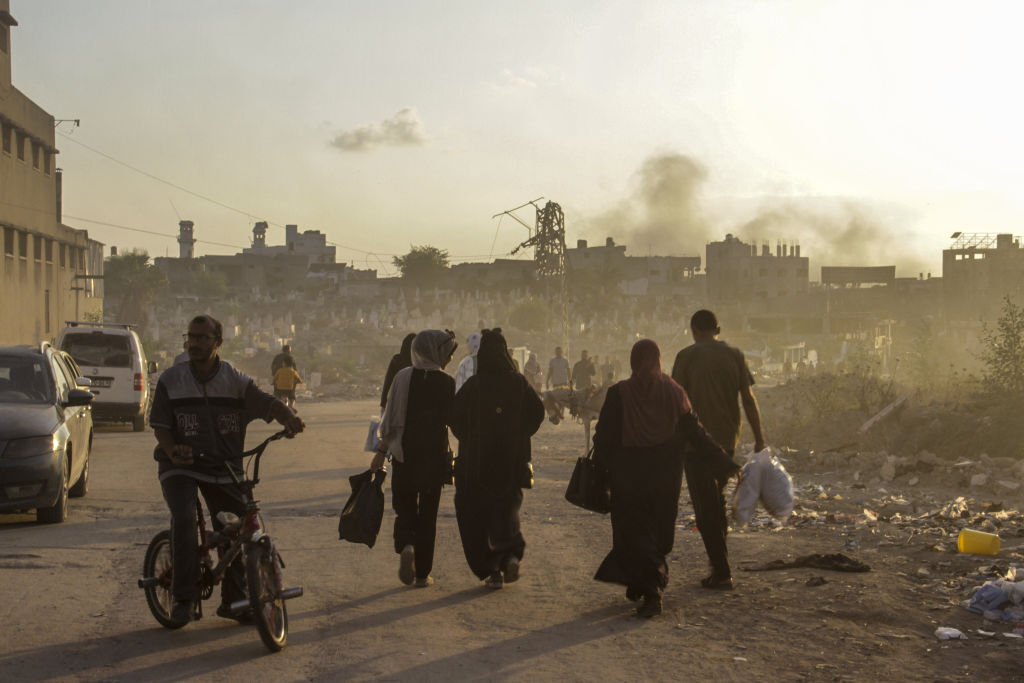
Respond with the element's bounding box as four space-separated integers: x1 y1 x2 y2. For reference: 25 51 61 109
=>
745 553 871 573
958 528 1001 555
963 575 1024 621
806 576 828 587
935 627 967 641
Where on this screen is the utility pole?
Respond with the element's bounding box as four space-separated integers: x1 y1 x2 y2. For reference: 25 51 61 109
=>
493 198 570 351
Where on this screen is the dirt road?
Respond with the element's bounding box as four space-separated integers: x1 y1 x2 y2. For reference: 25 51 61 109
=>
1 399 1021 681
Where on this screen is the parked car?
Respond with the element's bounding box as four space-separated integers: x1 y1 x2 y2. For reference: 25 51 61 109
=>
57 321 156 431
0 343 94 523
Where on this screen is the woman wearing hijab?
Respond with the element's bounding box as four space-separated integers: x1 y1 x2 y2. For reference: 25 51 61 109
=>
454 332 481 392
450 329 545 588
381 333 416 411
523 352 543 394
373 330 458 588
593 339 735 618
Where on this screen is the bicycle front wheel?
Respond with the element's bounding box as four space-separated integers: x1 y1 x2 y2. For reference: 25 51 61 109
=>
246 542 287 651
143 530 184 629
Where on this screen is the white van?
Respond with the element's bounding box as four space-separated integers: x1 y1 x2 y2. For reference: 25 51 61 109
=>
57 321 156 431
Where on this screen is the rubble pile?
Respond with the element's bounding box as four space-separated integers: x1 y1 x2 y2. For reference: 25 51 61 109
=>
789 446 1024 507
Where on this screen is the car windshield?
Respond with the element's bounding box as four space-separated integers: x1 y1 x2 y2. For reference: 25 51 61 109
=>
0 355 55 404
61 332 132 368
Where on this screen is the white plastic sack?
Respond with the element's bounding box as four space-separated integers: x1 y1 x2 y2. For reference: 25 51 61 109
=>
760 454 795 521
732 451 768 526
363 417 381 452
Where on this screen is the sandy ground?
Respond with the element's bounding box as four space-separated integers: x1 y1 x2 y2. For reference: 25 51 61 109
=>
1 398 1022 682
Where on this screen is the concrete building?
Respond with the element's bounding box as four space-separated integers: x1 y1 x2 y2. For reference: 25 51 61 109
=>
943 232 1024 322
569 237 702 296
706 233 809 305
156 220 338 298
242 222 336 267
0 2 102 344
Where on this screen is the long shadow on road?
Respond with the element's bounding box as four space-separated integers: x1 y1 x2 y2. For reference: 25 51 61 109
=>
0 621 262 682
316 602 645 680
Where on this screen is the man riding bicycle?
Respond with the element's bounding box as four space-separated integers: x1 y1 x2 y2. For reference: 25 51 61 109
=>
151 314 305 627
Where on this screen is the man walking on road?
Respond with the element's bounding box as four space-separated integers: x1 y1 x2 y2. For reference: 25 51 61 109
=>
671 309 765 591
571 349 595 392
547 346 570 389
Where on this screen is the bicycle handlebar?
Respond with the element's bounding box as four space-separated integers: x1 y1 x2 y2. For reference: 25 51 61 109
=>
195 429 293 488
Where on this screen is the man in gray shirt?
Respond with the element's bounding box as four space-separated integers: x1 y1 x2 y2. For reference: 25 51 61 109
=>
547 346 570 389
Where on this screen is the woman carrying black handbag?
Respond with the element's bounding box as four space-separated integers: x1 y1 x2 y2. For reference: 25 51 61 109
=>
450 329 545 589
592 339 734 618
372 329 458 589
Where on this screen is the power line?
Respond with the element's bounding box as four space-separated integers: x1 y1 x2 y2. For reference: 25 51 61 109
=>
52 134 520 263
58 132 268 224
63 214 245 249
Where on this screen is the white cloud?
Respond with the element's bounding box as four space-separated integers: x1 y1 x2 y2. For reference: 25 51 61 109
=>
329 108 429 152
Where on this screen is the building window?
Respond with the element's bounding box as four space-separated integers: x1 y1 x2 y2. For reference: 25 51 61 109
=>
43 150 51 175
1 121 10 155
59 243 66 267
16 132 25 161
34 235 43 262
44 290 50 334
31 142 40 169
0 24 7 54
3 227 13 257
18 231 27 259
45 239 53 263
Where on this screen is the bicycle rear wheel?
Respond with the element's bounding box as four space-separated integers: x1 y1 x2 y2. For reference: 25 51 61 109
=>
143 530 184 629
246 542 288 651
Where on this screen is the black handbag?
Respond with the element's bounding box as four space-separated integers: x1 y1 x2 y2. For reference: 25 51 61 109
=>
338 468 387 548
564 447 610 513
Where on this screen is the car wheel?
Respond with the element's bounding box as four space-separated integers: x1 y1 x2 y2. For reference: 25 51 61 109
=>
132 414 146 432
37 453 70 523
69 447 89 498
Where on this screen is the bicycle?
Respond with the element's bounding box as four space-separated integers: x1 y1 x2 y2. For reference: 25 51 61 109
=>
138 429 303 652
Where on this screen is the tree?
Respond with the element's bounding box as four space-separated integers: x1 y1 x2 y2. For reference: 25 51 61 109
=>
393 245 449 288
103 251 167 329
979 296 1024 397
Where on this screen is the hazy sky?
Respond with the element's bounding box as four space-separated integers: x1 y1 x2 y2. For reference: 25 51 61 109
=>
11 0 1024 278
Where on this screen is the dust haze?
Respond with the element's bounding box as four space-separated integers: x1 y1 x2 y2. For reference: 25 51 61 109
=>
581 153 929 277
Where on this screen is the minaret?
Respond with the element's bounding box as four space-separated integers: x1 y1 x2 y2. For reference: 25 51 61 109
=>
178 220 195 259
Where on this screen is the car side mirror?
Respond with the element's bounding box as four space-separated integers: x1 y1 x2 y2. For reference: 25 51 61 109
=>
66 389 95 407
75 376 93 387
147 361 158 374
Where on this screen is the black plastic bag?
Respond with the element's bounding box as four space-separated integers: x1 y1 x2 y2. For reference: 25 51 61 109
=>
338 468 387 547
564 448 610 513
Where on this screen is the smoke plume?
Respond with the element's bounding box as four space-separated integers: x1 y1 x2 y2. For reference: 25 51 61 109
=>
329 108 429 152
738 200 930 277
580 152 711 254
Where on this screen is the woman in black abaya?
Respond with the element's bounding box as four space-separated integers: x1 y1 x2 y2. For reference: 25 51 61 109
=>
593 339 734 617
450 328 545 588
380 333 416 411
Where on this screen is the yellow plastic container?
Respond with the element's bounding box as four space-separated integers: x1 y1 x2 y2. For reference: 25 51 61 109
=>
957 528 1000 555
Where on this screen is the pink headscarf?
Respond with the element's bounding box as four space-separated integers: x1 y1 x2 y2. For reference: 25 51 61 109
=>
618 339 692 448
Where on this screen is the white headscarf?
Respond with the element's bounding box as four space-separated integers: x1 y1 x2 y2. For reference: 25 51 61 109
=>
455 332 482 392
380 330 457 461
